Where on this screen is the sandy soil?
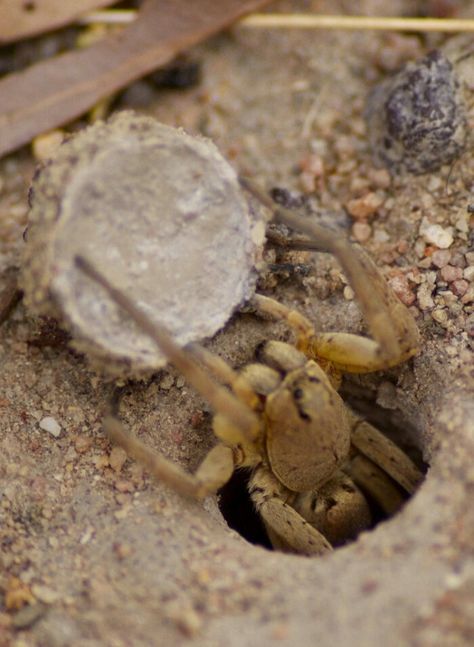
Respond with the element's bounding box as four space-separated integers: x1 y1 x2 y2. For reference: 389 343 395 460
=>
1 1 473 646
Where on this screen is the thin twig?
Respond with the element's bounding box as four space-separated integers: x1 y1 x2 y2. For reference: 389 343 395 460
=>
241 14 474 32
79 10 474 33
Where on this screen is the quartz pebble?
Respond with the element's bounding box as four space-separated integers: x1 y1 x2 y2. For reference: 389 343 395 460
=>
39 416 61 438
343 286 355 300
420 223 454 249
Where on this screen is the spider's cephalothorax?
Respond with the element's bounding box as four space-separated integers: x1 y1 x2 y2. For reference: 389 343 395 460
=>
75 181 423 555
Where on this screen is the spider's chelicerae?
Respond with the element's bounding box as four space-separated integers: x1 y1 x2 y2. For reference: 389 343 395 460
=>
76 179 423 556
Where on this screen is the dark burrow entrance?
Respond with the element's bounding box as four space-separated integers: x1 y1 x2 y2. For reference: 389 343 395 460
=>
217 396 427 552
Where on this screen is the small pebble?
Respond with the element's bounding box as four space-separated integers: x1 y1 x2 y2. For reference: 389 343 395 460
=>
367 168 391 189
31 584 59 605
431 249 451 268
427 176 443 192
432 308 449 326
455 213 469 234
350 176 370 194
418 257 432 269
397 240 409 254
388 275 416 306
352 222 372 242
334 135 356 158
39 416 61 438
376 381 398 409
420 223 454 249
463 266 474 282
440 265 463 283
346 192 384 220
417 282 435 310
110 446 128 472
32 130 64 161
160 374 174 390
94 454 110 469
451 279 469 297
373 229 390 244
298 154 324 193
299 171 316 193
449 252 466 268
339 161 358 176
74 436 93 454
343 286 355 300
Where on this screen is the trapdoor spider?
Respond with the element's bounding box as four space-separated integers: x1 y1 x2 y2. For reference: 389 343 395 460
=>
76 180 423 555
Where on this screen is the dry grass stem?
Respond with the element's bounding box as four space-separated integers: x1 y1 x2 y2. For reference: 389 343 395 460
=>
80 10 474 33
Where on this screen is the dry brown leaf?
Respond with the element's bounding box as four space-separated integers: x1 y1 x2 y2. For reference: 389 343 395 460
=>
0 0 274 159
0 0 118 44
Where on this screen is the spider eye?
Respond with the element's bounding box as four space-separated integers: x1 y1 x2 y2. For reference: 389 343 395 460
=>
293 388 303 400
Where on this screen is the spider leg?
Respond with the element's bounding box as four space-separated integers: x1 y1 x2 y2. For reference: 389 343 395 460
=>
250 292 414 374
249 293 316 338
189 343 259 410
348 415 424 495
75 255 260 446
345 454 406 516
241 176 420 370
249 466 332 555
104 416 234 499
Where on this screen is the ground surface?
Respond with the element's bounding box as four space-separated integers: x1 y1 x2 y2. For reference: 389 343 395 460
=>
0 1 473 646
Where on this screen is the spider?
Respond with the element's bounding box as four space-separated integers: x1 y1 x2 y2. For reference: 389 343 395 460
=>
75 179 423 555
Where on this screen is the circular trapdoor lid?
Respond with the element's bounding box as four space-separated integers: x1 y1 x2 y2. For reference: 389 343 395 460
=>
22 112 265 375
